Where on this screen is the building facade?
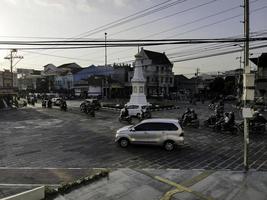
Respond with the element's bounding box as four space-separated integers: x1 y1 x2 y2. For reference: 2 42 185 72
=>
250 53 267 100
130 48 174 97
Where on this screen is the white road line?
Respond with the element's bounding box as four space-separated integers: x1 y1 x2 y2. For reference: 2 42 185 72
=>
0 167 107 170
0 183 60 187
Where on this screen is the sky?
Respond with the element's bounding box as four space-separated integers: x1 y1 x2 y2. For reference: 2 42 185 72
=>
0 0 267 76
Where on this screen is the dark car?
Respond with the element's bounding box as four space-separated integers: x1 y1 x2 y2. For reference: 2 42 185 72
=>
224 95 237 101
80 99 101 111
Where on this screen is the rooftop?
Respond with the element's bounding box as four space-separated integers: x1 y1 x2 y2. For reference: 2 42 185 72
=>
143 49 172 65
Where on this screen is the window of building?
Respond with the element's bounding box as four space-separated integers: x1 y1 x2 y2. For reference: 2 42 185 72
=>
133 86 137 93
147 76 150 83
170 77 173 84
161 77 164 83
139 86 144 93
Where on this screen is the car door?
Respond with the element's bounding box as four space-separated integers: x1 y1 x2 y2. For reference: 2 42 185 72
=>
147 122 166 144
130 123 151 144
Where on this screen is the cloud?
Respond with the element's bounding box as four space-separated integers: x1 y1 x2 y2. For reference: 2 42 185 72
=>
3 0 17 5
33 0 67 10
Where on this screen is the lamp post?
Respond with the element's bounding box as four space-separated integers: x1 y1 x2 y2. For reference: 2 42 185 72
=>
105 32 107 67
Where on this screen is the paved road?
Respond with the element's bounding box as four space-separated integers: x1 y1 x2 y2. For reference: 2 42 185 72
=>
0 102 267 170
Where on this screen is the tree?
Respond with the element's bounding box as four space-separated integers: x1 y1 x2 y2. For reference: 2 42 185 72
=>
209 77 225 97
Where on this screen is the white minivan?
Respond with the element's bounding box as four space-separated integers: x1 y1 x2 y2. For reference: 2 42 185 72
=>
115 118 184 151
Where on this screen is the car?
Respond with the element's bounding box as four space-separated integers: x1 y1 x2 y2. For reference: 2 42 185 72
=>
51 97 62 106
224 95 237 101
115 118 184 151
125 104 150 118
80 99 101 111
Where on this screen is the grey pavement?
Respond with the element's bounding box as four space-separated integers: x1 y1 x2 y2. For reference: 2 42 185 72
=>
0 103 266 170
0 168 103 199
1 102 267 198
53 168 267 200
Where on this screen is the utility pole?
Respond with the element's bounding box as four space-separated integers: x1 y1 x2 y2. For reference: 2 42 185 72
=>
4 49 23 87
195 68 200 94
105 32 107 67
243 0 254 172
4 49 23 73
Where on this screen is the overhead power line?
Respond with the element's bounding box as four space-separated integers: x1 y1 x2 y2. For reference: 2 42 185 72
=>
109 0 219 37
172 44 267 63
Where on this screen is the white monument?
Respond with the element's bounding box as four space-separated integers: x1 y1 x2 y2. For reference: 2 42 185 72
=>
127 52 149 106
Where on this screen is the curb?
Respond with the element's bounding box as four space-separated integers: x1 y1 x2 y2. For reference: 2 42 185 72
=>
101 106 180 112
44 169 109 200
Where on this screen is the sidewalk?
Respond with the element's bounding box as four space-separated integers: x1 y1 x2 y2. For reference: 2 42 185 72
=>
53 168 267 200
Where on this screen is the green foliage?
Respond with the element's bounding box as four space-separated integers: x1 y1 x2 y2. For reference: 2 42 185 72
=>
45 169 110 200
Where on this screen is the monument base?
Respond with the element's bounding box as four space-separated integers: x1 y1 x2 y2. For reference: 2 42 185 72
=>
126 94 149 106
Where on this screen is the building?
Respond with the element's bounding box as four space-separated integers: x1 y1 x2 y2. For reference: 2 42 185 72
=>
17 68 43 91
250 53 267 100
73 64 132 98
130 48 174 97
54 63 82 91
0 70 17 91
0 70 18 108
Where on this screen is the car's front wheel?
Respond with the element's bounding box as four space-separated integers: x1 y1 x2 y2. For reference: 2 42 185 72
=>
119 138 130 148
164 140 175 151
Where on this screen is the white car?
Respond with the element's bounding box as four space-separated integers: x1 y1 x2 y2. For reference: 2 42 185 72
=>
125 104 150 117
115 118 184 151
51 97 62 106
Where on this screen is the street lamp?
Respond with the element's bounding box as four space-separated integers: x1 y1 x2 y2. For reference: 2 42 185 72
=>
105 32 107 67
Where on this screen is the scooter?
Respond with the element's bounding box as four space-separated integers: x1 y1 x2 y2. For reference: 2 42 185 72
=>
60 102 67 111
238 121 266 134
119 115 132 124
214 121 240 134
86 107 95 117
181 118 200 128
138 110 152 121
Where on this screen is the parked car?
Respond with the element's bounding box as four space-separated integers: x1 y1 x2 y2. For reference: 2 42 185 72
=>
125 104 150 118
80 99 101 111
115 118 184 151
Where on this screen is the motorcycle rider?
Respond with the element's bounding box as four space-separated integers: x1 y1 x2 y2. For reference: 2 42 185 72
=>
252 111 267 124
221 112 230 130
189 109 198 120
47 98 52 108
60 98 67 111
119 106 131 123
182 108 198 127
120 107 129 119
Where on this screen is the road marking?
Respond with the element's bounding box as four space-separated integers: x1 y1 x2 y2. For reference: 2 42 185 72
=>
156 173 215 200
181 170 214 187
0 183 60 187
133 169 215 200
0 167 107 170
